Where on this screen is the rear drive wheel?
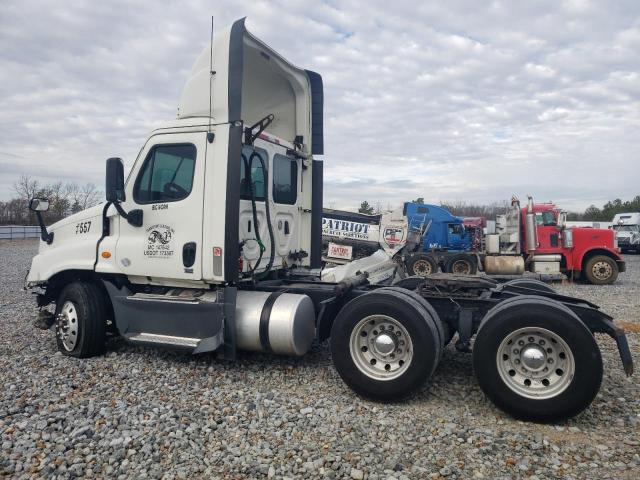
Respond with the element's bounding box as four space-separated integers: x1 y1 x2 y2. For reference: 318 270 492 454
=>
445 254 477 275
330 289 441 401
473 296 602 422
55 282 107 358
406 254 437 277
377 286 450 355
583 255 618 285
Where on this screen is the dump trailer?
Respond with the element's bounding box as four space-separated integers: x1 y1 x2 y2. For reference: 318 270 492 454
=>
25 19 633 422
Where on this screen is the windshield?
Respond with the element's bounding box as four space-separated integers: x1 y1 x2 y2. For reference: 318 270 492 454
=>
535 211 557 226
615 225 640 232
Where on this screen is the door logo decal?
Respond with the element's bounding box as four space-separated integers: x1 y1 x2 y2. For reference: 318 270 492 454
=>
145 224 175 258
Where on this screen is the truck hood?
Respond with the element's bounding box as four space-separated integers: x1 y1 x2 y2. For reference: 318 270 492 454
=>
48 203 106 232
571 227 617 250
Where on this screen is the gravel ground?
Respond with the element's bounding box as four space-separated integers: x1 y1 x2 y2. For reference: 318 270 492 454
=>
1 239 639 479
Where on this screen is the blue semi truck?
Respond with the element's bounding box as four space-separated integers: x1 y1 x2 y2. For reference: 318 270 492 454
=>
402 202 479 276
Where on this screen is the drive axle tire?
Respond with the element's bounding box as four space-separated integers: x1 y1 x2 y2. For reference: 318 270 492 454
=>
55 282 107 358
330 289 441 401
473 296 602 422
503 278 555 294
378 286 450 355
445 254 477 275
583 255 618 285
406 254 437 277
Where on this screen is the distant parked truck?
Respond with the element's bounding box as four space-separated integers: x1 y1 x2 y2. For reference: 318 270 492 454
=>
612 212 640 253
322 203 476 275
404 196 625 284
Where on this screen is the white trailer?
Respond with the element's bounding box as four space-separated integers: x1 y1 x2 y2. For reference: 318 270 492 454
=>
25 19 632 422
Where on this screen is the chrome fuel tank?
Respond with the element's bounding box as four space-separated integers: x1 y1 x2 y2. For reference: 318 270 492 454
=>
235 291 316 356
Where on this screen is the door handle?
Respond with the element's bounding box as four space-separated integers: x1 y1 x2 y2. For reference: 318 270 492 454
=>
183 242 197 268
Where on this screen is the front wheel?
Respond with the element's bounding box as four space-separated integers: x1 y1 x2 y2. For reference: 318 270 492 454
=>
583 255 618 285
473 296 602 422
55 282 107 358
330 289 441 401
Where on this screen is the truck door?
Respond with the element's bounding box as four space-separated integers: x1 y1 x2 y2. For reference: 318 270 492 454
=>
270 153 300 263
114 133 206 282
447 223 465 250
534 211 561 253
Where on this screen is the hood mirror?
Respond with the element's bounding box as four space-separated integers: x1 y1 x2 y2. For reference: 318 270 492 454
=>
29 198 50 212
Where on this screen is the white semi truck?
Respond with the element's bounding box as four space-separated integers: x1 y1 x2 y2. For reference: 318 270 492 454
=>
25 19 632 421
613 212 640 253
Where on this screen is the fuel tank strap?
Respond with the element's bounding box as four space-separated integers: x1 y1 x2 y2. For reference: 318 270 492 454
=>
259 292 283 353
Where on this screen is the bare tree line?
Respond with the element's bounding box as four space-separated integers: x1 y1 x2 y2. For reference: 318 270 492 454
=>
0 175 102 225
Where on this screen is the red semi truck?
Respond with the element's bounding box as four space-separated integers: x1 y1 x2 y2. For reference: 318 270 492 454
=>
480 196 625 284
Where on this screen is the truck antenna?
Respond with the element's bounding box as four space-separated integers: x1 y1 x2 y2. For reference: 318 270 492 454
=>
207 16 215 143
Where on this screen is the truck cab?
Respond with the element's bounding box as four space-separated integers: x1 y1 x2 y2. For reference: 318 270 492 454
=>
612 212 640 253
520 201 625 284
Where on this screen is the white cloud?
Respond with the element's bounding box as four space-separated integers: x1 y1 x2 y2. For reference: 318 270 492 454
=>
0 0 639 214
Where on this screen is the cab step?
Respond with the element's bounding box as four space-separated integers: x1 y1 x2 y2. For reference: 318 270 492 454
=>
126 332 200 348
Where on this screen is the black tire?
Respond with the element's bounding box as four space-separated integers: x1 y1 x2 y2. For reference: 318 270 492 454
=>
583 255 618 285
55 282 107 358
472 296 602 422
445 254 477 275
502 278 555 294
330 289 441 401
406 254 438 277
377 286 450 355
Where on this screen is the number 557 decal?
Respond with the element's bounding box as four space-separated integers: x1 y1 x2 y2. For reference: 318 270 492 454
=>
75 221 91 234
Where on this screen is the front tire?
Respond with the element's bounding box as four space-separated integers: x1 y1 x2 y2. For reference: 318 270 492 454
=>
473 296 602 422
330 289 441 401
55 282 107 358
583 255 618 285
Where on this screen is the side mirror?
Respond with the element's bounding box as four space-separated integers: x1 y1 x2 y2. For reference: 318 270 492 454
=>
558 211 567 229
106 157 125 202
29 198 50 212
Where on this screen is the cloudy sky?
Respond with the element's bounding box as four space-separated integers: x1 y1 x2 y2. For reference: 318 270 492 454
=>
1 0 639 211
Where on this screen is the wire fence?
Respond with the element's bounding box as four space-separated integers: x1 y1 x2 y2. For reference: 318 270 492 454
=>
0 225 40 240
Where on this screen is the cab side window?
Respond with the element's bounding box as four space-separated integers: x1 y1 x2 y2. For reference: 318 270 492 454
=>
240 146 267 201
134 144 196 203
273 154 297 205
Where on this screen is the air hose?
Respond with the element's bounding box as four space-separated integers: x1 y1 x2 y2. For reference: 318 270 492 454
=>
241 151 276 279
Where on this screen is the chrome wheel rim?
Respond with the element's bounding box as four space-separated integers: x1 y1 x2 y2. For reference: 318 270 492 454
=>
451 260 471 274
412 259 433 276
497 327 575 400
592 261 612 281
349 315 413 381
57 301 79 351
